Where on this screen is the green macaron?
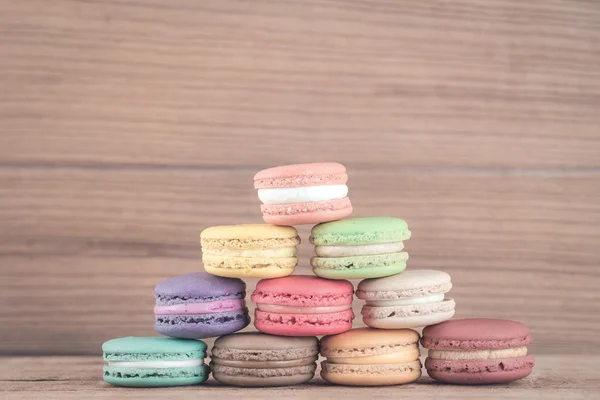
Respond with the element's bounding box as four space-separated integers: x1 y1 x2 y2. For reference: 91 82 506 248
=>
310 217 411 279
102 337 209 387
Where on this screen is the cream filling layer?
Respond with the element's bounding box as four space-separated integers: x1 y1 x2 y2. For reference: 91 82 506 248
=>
365 293 445 307
256 303 352 314
211 356 318 368
203 247 297 257
155 299 244 315
258 185 348 205
107 359 204 368
315 242 404 257
428 347 528 360
327 348 420 365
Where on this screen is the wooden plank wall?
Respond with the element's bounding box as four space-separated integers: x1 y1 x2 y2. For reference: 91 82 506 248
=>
1 0 599 355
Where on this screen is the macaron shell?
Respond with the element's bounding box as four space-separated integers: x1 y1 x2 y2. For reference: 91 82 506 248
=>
362 298 455 318
356 270 452 298
213 331 318 351
310 217 411 246
252 275 354 306
321 361 422 386
154 271 246 301
363 309 456 329
202 255 296 278
254 309 354 336
427 368 533 385
311 253 408 280
421 318 533 350
155 310 250 339
425 356 535 374
425 356 535 384
262 200 352 226
254 162 347 189
102 336 207 356
311 252 408 270
314 263 407 280
212 369 316 387
103 366 209 387
320 327 420 350
201 224 298 240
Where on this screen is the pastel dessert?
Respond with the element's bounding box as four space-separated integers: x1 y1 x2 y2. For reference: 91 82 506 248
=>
201 224 300 278
320 328 422 386
356 270 455 328
251 275 354 336
211 332 319 387
310 217 411 279
102 337 209 387
254 162 353 225
421 319 535 384
154 271 250 339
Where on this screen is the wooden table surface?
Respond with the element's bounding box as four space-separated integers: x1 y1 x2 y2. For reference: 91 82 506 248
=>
2 355 598 399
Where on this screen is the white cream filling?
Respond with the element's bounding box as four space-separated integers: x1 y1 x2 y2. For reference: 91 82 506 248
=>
107 359 204 368
365 293 445 307
315 242 404 257
428 347 528 360
256 303 352 314
203 247 296 257
258 185 348 205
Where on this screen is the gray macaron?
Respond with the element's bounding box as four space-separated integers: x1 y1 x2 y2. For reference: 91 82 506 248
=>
210 332 318 387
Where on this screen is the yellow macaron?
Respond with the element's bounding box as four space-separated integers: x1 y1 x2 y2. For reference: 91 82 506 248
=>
200 224 300 278
320 328 422 386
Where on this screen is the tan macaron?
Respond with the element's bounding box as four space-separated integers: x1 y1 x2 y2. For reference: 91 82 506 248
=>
320 328 422 386
200 224 300 278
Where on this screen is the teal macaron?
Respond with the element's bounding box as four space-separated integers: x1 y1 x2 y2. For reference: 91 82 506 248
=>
102 337 209 387
310 217 411 279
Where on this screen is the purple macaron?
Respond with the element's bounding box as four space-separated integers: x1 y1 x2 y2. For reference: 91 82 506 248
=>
154 271 250 339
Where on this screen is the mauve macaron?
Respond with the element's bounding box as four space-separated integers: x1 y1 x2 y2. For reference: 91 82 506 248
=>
254 163 353 226
154 271 250 339
421 318 535 385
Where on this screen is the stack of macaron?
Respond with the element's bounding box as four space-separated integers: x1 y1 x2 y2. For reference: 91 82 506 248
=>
103 162 534 388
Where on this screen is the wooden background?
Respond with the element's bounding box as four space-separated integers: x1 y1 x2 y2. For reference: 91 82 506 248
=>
1 0 599 356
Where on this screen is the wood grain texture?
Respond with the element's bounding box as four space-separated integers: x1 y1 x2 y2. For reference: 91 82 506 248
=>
1 169 598 354
1 355 599 399
1 0 599 169
1 0 600 357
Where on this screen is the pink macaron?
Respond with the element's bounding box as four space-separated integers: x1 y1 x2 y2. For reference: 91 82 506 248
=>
251 275 354 336
253 163 353 226
421 318 535 385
